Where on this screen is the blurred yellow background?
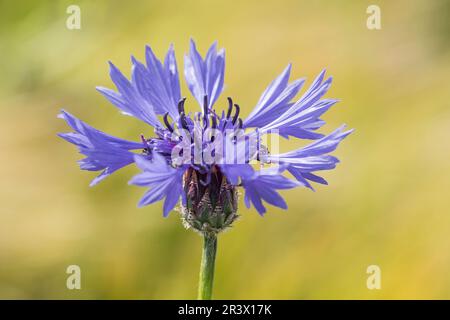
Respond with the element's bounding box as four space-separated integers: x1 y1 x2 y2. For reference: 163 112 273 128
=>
1 0 450 299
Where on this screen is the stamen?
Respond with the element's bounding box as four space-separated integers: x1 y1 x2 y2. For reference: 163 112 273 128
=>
226 97 233 119
178 97 187 115
211 114 217 129
256 129 260 161
163 113 174 132
140 134 151 150
237 118 243 129
232 104 240 125
209 115 217 142
179 111 188 130
203 95 209 128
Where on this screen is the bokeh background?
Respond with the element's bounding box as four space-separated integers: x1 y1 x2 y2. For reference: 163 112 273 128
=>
1 0 450 299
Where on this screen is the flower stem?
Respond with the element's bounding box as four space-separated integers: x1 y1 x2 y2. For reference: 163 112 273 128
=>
197 232 217 300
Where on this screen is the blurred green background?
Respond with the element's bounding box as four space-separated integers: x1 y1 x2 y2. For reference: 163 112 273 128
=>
1 0 450 299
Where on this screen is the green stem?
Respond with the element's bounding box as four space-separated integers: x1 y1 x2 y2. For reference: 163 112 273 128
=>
197 232 217 300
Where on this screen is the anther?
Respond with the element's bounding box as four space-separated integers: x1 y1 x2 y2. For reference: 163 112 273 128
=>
226 97 233 119
203 95 209 128
232 104 240 125
163 113 174 132
211 114 217 129
140 134 150 149
178 97 187 115
179 112 189 130
237 118 243 129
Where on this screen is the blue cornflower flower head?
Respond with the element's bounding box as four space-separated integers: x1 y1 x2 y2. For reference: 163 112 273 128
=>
59 40 352 234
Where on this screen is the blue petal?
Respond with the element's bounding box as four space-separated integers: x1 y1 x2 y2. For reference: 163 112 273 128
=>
252 69 337 139
219 163 254 185
136 44 181 119
241 167 300 215
97 46 181 127
302 172 328 185
184 39 225 109
244 187 267 215
58 110 143 186
270 126 353 187
96 61 161 127
261 83 335 132
244 64 305 128
164 44 182 110
257 187 288 210
129 154 185 216
277 125 353 158
278 127 325 140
